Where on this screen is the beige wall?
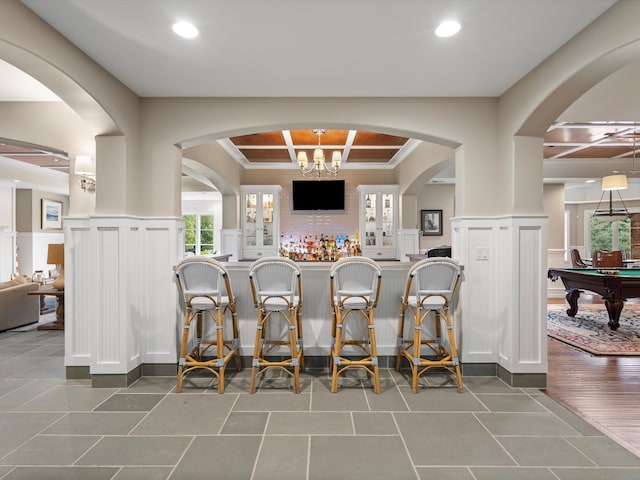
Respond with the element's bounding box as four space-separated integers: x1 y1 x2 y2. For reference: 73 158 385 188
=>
16 189 68 233
543 184 565 250
416 184 455 252
138 97 499 219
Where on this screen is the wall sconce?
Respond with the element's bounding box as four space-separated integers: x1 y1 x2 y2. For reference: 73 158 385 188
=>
75 155 95 192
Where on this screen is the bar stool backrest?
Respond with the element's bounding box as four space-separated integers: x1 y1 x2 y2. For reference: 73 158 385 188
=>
330 257 382 306
405 257 461 306
249 257 302 308
175 256 232 308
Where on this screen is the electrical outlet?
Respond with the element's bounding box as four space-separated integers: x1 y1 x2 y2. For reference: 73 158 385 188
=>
476 247 489 260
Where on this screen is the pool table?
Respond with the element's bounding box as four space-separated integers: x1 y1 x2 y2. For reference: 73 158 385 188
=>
548 267 640 330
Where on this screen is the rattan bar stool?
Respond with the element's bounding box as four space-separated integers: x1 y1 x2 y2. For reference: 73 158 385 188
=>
329 256 382 393
396 257 463 393
174 256 241 393
248 257 304 393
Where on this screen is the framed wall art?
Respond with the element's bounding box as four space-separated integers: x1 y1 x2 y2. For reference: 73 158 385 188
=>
420 209 442 236
42 199 63 230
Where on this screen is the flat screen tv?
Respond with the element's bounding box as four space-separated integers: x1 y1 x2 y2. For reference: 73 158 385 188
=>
292 180 345 211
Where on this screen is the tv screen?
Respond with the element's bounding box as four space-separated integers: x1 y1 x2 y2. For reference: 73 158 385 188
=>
292 180 345 210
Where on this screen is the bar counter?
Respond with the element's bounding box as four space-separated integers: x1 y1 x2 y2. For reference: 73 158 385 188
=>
221 261 414 358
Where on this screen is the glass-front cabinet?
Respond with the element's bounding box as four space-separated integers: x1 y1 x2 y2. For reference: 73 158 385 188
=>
357 185 398 259
241 185 281 259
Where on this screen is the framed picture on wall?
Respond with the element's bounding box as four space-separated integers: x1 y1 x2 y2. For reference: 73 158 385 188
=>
42 199 63 229
421 209 442 236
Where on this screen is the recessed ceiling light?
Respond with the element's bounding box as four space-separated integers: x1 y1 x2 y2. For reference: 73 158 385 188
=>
586 179 596 183
435 20 461 38
172 21 199 39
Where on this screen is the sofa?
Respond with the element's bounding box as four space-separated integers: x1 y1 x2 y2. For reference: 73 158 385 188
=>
0 278 39 331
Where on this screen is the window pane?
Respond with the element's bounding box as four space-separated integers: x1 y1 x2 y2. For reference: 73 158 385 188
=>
589 216 631 258
618 218 631 257
184 215 197 254
199 215 214 254
590 216 613 253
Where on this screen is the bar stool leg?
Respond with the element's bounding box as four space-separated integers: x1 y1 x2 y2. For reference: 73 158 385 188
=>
176 308 200 393
176 309 195 393
250 311 266 394
395 306 406 371
215 308 225 394
330 307 343 393
296 308 305 372
367 308 380 394
288 306 301 394
411 307 423 393
231 308 242 372
443 309 463 392
329 305 337 372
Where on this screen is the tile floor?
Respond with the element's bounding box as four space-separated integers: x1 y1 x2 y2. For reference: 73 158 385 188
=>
0 329 639 480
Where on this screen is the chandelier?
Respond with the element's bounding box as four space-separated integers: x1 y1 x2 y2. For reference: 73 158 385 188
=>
593 174 629 222
297 129 342 176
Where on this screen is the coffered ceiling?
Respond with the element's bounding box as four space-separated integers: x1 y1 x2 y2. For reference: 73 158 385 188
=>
223 129 414 167
545 122 640 161
0 138 69 172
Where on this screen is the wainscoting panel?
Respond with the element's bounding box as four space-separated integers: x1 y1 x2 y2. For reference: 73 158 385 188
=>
95 225 124 369
64 218 92 367
515 224 546 368
140 219 183 364
452 218 497 363
495 216 548 375
0 229 15 280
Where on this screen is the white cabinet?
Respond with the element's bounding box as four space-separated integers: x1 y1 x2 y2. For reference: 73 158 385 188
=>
241 185 281 259
357 185 398 259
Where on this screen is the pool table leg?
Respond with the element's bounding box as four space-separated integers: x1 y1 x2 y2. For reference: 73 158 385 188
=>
564 288 581 317
604 300 623 330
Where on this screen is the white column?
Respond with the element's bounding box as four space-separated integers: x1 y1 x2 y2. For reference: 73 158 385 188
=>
64 215 182 375
452 215 548 378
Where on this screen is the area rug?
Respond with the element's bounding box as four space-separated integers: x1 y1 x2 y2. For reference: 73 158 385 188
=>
547 304 640 355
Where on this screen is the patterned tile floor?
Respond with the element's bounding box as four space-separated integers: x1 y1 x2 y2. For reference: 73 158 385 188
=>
0 329 639 479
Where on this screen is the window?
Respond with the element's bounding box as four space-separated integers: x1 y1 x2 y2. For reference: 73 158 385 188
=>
184 214 214 255
587 214 630 258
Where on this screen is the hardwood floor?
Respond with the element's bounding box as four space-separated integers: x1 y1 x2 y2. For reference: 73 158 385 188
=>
545 296 640 456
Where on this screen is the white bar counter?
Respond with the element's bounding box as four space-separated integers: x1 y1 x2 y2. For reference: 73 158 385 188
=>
223 261 413 357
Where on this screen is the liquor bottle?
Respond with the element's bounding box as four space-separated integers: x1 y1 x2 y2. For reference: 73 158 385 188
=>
366 195 371 208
